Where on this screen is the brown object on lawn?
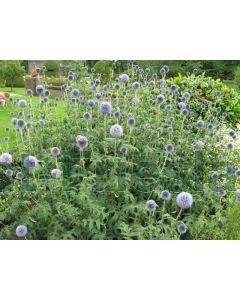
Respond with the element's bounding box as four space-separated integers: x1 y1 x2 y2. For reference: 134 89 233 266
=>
198 95 209 105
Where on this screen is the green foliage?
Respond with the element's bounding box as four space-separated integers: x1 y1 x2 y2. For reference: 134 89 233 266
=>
234 66 240 87
0 62 240 239
225 201 240 239
172 73 240 127
135 60 240 80
0 60 25 90
44 60 60 77
45 77 66 87
94 60 113 83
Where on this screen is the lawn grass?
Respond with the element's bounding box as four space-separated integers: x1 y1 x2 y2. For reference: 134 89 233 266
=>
0 87 65 151
223 80 240 91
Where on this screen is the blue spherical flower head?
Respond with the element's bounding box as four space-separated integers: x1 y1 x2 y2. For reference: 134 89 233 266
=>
100 102 112 115
226 143 234 151
68 74 74 81
95 79 101 85
87 99 95 107
11 118 18 126
132 82 141 89
228 130 236 138
23 156 38 169
197 120 204 128
36 84 44 95
225 165 234 174
158 79 166 86
119 146 128 154
96 93 102 99
114 110 121 119
83 112 92 120
26 89 33 96
165 144 174 153
161 190 171 201
17 120 24 128
51 169 62 179
4 137 9 142
208 114 214 121
26 122 32 129
16 225 28 237
183 92 191 100
91 84 97 91
76 135 89 149
211 171 219 180
182 109 189 116
178 102 186 109
207 124 214 131
193 68 198 74
176 192 193 209
16 172 24 180
122 91 127 97
5 169 13 177
110 125 123 138
216 107 221 113
163 65 169 73
146 199 158 212
51 147 61 157
170 84 177 92
0 153 13 166
127 116 135 126
157 94 165 104
72 89 80 97
148 80 154 86
177 223 187 234
103 85 108 91
44 90 50 97
114 83 120 90
218 189 226 197
235 168 240 178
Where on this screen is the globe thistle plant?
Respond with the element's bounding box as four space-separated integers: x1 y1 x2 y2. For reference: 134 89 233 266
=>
146 199 158 212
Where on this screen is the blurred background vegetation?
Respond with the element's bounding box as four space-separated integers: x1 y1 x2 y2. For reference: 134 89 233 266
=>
0 60 240 91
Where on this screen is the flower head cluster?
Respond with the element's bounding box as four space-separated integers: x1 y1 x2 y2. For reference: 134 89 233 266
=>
100 102 112 115
0 153 13 165
19 99 28 108
146 199 158 212
23 155 38 169
36 84 44 95
119 74 129 83
76 135 89 149
160 190 171 201
51 169 62 179
176 192 193 209
51 147 61 157
16 225 28 237
110 125 123 138
177 224 187 234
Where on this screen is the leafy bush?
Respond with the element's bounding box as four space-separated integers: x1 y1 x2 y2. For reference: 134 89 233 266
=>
94 60 112 83
0 60 25 90
0 64 240 240
44 61 60 77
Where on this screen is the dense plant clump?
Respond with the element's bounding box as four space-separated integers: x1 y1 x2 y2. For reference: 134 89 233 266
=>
0 64 240 240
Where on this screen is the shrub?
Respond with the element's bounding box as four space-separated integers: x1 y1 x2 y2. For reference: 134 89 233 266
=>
0 64 240 240
0 60 25 91
94 60 112 83
44 61 60 77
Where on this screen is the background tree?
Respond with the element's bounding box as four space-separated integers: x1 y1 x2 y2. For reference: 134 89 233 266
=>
0 60 25 91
